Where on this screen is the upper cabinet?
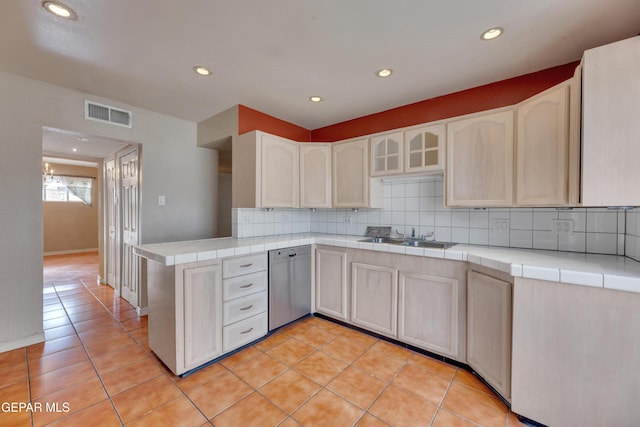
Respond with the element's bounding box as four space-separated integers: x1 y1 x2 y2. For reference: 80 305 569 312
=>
515 78 580 206
233 131 299 208
300 143 331 208
332 139 382 208
581 36 640 206
370 132 403 176
446 110 515 207
404 123 445 174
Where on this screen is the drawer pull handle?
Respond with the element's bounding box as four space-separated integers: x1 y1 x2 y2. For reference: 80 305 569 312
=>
240 327 254 335
240 304 254 311
239 283 254 289
240 263 253 268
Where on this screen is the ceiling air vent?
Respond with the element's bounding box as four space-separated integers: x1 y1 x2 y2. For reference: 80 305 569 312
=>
84 100 132 128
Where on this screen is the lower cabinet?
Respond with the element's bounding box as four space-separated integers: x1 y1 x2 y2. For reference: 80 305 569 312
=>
398 272 459 358
315 247 348 320
183 263 224 371
351 263 398 337
467 270 512 400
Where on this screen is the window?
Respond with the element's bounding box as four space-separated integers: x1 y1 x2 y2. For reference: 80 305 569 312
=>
43 176 93 205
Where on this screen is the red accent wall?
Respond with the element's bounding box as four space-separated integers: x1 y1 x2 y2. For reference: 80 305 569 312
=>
310 62 579 142
238 105 311 141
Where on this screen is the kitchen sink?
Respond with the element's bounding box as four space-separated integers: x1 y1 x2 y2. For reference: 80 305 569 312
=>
358 237 405 244
358 237 455 249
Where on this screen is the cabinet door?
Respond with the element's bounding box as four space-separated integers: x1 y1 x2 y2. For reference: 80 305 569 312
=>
370 132 403 176
467 270 512 399
332 139 369 208
183 263 223 370
351 263 398 337
404 124 445 174
315 248 348 320
446 110 514 207
516 84 571 206
300 144 331 208
260 134 299 208
398 272 459 358
582 37 640 206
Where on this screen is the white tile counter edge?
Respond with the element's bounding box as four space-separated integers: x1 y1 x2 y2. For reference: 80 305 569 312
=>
133 233 640 293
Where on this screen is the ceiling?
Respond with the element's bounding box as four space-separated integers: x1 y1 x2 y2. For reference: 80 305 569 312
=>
2 1 639 133
42 127 130 160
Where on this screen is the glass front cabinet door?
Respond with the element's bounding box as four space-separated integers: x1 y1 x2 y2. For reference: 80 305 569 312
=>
370 132 403 176
404 123 445 174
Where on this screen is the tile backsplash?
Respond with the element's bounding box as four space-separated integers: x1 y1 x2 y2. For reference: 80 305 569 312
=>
233 175 632 257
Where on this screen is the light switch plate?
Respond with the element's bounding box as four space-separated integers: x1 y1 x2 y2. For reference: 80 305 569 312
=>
158 195 165 206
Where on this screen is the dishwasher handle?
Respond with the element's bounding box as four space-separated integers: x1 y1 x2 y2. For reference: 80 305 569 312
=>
288 253 297 258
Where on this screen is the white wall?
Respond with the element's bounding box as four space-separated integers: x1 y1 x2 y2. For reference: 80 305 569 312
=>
0 70 218 351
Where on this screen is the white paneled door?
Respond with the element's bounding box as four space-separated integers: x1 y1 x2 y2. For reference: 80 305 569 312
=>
105 159 119 290
119 148 140 307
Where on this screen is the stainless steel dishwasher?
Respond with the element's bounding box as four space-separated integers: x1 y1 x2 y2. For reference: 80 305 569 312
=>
268 245 311 331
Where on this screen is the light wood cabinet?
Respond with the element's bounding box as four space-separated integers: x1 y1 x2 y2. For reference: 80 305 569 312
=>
581 36 640 206
467 270 512 400
370 132 403 176
404 123 445 174
315 247 348 320
183 263 223 370
398 272 459 358
351 263 398 337
332 139 382 208
516 81 579 206
300 143 331 208
233 131 299 208
446 110 514 207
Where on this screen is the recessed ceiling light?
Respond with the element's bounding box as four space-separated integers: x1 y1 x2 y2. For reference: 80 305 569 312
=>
376 68 393 78
42 1 78 20
309 96 323 103
78 137 89 142
193 66 212 76
481 27 504 41
71 148 78 152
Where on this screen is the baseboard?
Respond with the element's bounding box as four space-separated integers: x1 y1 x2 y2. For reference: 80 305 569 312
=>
0 332 45 353
136 306 148 316
44 248 99 256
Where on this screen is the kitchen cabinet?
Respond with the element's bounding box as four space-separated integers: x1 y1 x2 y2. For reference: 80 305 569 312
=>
222 253 268 352
404 123 445 174
233 130 299 208
446 109 514 207
370 132 403 176
351 263 398 337
516 79 580 206
315 247 348 320
398 272 459 358
299 143 332 208
467 269 512 400
332 138 383 208
581 36 640 206
147 259 223 375
511 277 640 427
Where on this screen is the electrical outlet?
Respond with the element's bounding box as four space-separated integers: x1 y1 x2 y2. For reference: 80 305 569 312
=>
158 195 165 206
492 219 509 231
242 216 252 225
343 216 352 225
552 219 574 235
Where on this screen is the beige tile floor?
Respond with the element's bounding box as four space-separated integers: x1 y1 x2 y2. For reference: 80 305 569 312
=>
0 252 527 426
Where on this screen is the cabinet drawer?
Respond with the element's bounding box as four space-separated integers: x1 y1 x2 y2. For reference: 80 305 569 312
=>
222 253 267 278
223 291 267 326
223 271 267 302
223 313 267 352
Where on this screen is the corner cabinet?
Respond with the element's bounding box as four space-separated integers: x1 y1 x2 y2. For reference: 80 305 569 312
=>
332 139 382 208
515 79 580 206
299 143 332 208
404 123 445 174
315 247 348 320
370 132 403 176
467 270 512 400
351 263 398 337
446 110 515 207
233 131 299 208
581 36 640 206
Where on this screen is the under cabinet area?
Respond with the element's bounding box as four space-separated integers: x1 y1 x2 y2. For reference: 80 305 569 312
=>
467 268 512 400
351 263 398 336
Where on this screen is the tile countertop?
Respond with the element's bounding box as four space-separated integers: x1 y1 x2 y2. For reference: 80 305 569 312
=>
134 233 640 294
